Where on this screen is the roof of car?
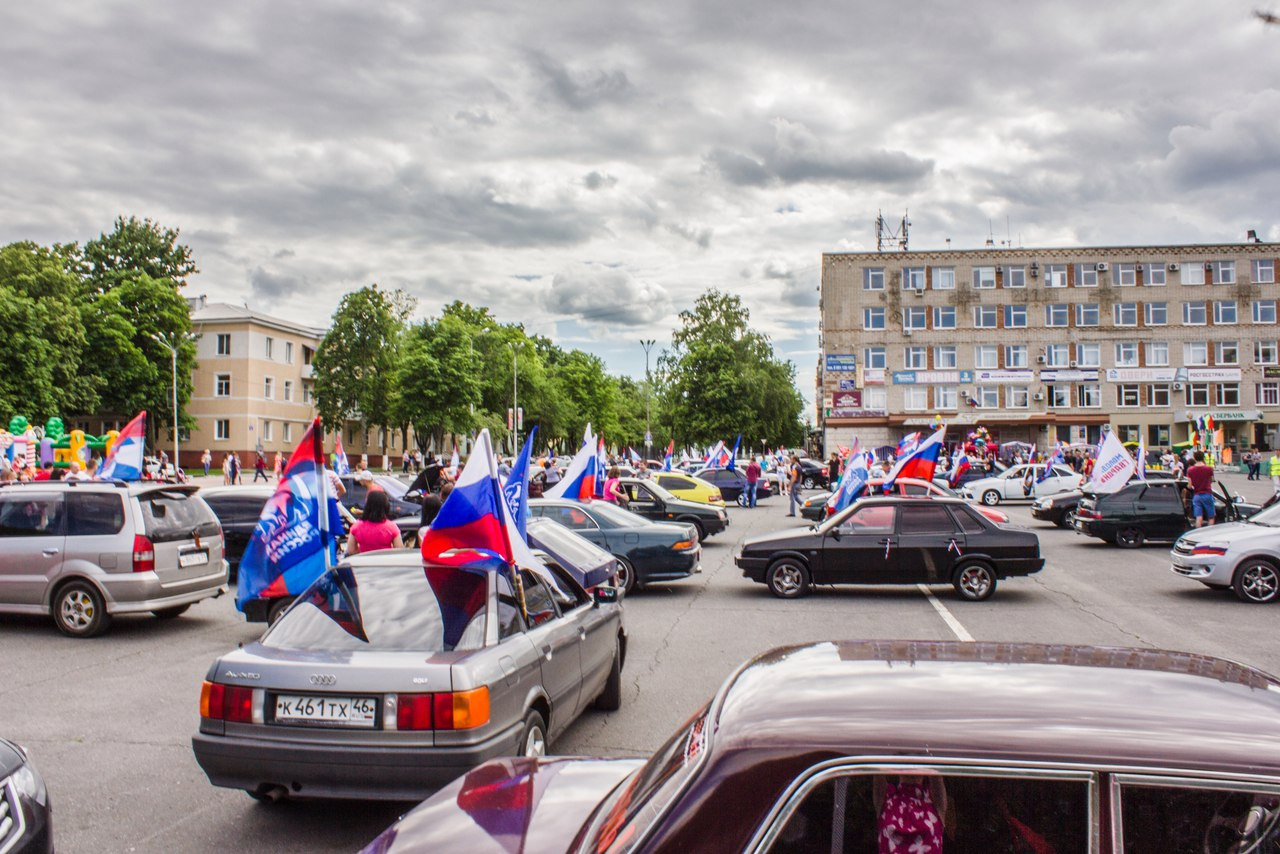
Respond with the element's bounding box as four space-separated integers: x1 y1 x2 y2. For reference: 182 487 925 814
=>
710 641 1280 776
0 480 200 496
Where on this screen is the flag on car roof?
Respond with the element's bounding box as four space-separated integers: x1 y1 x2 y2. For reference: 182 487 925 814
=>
98 410 146 481
421 429 514 566
882 426 945 492
237 417 343 611
333 436 351 475
896 432 921 458
544 425 597 501
662 440 675 472
1036 441 1066 483
949 450 971 488
593 438 607 499
502 426 537 543
726 434 741 470
705 440 729 468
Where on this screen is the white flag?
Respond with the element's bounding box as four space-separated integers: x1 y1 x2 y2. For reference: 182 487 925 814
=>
1088 431 1136 494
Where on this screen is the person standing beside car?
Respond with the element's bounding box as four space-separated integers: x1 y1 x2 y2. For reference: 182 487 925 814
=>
787 455 802 517
1185 451 1216 528
346 489 404 555
745 457 761 508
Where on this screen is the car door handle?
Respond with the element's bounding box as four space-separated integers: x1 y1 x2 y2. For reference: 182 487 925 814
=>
578 626 587 641
877 537 894 544
42 548 59 557
1136 505 1147 510
541 644 553 660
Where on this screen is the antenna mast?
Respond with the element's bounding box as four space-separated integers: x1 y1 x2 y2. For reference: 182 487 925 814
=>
875 210 911 252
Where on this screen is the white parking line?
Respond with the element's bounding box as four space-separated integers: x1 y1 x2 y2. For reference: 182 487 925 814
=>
917 584 975 642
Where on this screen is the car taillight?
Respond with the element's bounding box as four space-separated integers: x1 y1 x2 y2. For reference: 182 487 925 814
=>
1076 509 1101 520
132 534 155 572
709 492 722 503
396 694 433 730
200 681 254 723
434 687 490 730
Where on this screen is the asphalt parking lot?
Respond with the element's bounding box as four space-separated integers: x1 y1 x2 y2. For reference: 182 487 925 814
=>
2 470 1278 852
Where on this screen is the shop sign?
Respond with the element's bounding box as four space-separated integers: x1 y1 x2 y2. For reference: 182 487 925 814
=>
1040 369 1099 382
827 409 887 418
825 354 857 372
892 370 973 385
1183 410 1261 422
1187 368 1242 381
1265 367 1280 379
832 390 862 409
837 379 859 391
862 368 886 385
1105 368 1176 382
974 369 1034 384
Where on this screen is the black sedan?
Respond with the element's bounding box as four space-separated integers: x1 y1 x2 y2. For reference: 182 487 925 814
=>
1074 479 1260 547
1032 471 1177 528
618 477 728 541
529 499 701 594
0 735 52 853
736 496 1043 600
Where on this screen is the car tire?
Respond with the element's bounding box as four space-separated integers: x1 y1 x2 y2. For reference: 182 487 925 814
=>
151 605 191 619
594 642 623 711
1233 559 1280 604
767 558 810 599
1056 510 1074 529
1116 527 1144 549
613 557 638 595
803 476 816 489
53 580 111 638
681 518 708 541
267 597 294 625
736 492 748 507
953 562 997 601
981 490 1001 506
520 710 548 757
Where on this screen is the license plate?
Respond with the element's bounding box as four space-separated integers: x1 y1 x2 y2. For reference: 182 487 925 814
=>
179 550 209 567
274 695 378 727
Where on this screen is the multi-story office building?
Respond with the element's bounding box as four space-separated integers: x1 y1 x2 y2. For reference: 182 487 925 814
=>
819 242 1280 454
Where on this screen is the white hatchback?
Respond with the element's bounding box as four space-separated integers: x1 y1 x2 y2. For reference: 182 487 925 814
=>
1171 502 1280 603
960 463 1084 506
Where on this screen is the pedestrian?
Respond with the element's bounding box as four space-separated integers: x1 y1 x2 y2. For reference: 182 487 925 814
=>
543 458 561 490
1247 445 1261 480
604 466 628 507
1185 451 1217 528
402 450 411 473
253 452 269 482
745 456 761 508
230 453 242 485
345 490 404 556
221 453 231 485
828 453 841 489
201 449 212 477
787 454 802 517
1271 449 1280 494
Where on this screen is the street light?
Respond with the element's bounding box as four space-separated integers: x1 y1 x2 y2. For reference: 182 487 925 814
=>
150 330 198 476
509 341 519 456
640 339 655 458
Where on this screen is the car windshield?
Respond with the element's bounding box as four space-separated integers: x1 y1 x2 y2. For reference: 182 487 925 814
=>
1247 503 1280 527
262 563 488 652
373 476 408 498
588 501 654 528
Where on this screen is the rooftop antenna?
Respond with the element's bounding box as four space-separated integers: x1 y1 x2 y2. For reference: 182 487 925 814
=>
985 220 995 248
875 210 911 252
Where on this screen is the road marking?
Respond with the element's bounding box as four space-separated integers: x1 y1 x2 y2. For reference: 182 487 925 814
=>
917 584 974 642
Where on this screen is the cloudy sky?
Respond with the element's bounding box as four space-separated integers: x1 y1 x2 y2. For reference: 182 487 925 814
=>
4 1 1280 413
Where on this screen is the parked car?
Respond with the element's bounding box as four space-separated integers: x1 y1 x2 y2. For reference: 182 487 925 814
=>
960 463 1083 505
529 499 700 593
193 551 625 801
1171 501 1280 602
364 639 1280 853
1032 471 1177 528
526 516 618 590
617 478 728 541
0 480 228 637
799 477 1010 524
649 471 725 507
1074 479 1260 548
737 496 1042 600
692 466 773 505
0 735 52 853
338 474 422 519
793 457 829 489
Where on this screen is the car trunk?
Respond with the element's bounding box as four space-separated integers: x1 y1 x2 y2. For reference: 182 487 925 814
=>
136 486 224 583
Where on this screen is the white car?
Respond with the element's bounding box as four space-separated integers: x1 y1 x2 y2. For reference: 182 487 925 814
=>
960 463 1084 505
1170 502 1280 603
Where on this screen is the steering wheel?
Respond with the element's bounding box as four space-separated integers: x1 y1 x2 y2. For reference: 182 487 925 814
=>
1204 794 1280 854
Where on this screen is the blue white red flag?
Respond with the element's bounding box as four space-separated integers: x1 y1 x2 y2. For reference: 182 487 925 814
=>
502 426 537 543
99 411 146 481
896 432 921 458
826 439 869 516
705 440 729 468
333 436 350 475
1037 442 1066 483
545 426 597 501
949 450 972 487
236 417 343 610
662 440 674 471
593 438 607 498
628 447 641 464
726 434 741 470
883 426 945 492
421 429 514 566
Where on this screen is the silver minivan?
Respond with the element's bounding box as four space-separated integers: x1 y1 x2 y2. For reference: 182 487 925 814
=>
0 481 228 637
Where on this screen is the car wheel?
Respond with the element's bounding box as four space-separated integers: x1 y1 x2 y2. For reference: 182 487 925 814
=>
981 490 1001 506
1233 559 1280 604
151 605 191 619
736 492 748 507
1116 527 1144 549
953 562 997 601
267 597 295 625
682 518 708 541
803 476 816 489
53 580 111 638
767 559 810 599
520 710 548 757
1056 510 1074 529
613 557 638 595
594 641 623 711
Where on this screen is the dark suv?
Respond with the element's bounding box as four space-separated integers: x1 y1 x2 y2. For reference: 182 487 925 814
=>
1074 479 1260 547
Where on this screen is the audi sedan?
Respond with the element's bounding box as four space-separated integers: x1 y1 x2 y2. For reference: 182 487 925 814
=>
192 552 626 801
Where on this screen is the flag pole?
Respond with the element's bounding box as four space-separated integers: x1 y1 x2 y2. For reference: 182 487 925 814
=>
314 418 331 570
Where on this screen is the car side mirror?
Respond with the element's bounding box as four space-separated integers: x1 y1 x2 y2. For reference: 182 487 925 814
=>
593 586 620 606
830 526 841 540
1235 494 1245 504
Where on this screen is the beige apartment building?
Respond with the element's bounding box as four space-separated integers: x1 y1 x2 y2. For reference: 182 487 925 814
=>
819 242 1280 456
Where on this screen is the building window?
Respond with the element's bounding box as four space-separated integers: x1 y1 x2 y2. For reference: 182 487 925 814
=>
903 387 929 411
1006 386 1029 408
1146 341 1169 366
1213 301 1237 324
904 307 927 330
933 267 955 290
934 386 957 410
904 347 927 369
1046 304 1069 327
1048 385 1071 408
284 422 293 442
1116 263 1137 286
864 268 885 290
1113 303 1138 326
866 387 887 410
1215 341 1239 365
973 267 996 289
1074 264 1096 288
1075 303 1099 326
263 377 274 400
1183 301 1207 325
303 346 315 366
215 374 231 397
1005 267 1026 288
1253 300 1277 324
1046 344 1070 367
1144 302 1167 325
1184 341 1208 366
1117 384 1141 407
263 421 273 441
1141 263 1166 286
864 308 885 329
1005 345 1028 368
933 306 956 328
974 306 998 328
1047 264 1069 288
1253 259 1275 284
302 385 313 404
864 347 886 369
265 336 274 359
1186 383 1210 406
1216 383 1240 407
216 333 231 356
976 387 999 408
284 341 294 363
903 267 925 290
1256 341 1278 365
215 419 230 441
934 346 957 369
1003 305 1027 328
1258 383 1280 406
1114 342 1139 367
1077 343 1101 367
974 346 998 369
1079 384 1101 407
1148 384 1171 407
1182 262 1206 285
1209 260 1236 285
282 380 292 402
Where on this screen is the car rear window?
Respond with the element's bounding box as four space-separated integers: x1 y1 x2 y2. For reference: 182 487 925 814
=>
263 564 488 652
67 492 125 537
138 491 220 542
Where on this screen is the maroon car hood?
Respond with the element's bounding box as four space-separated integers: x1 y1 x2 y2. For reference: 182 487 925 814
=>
362 756 643 854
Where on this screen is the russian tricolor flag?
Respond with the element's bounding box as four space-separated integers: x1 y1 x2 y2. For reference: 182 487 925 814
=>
826 439 869 516
545 426 598 501
421 429 513 566
949 450 971 487
99 411 146 481
883 426 945 492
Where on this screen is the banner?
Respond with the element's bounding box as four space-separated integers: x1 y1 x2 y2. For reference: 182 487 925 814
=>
1088 431 1136 494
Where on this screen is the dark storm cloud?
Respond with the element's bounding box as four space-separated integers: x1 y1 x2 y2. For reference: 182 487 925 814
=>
703 135 933 190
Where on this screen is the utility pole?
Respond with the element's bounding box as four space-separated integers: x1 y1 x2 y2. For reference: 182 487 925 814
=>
641 339 655 459
150 331 197 476
510 342 519 457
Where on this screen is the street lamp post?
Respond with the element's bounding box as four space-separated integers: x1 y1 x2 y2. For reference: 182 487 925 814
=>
640 339 655 459
150 331 197 476
510 342 519 456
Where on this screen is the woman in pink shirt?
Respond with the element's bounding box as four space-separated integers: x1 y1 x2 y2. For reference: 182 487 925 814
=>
346 489 404 555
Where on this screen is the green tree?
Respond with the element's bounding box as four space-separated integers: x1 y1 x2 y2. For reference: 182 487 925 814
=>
82 216 198 292
391 315 482 450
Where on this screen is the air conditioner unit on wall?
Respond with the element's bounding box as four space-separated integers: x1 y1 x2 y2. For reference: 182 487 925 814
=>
914 286 925 297
1168 263 1180 272
1069 360 1079 368
903 328 913 337
1036 355 1047 364
1173 382 1184 391
1096 262 1109 272
1033 393 1045 401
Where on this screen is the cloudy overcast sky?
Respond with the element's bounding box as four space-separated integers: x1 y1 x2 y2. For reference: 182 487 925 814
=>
4 1 1280 412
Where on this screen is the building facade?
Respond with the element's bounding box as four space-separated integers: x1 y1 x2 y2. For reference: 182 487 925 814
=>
819 243 1280 455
